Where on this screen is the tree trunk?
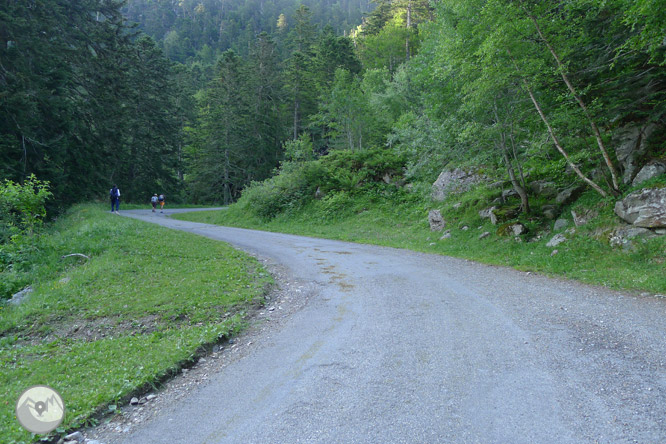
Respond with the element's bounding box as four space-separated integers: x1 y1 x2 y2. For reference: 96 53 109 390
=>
524 8 620 193
508 49 608 197
494 106 530 213
293 99 300 140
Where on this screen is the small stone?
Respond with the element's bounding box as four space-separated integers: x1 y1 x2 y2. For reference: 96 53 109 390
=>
130 397 139 405
65 432 84 442
551 250 559 256
268 306 275 311
182 368 189 373
146 394 157 401
510 222 528 236
60 277 71 284
461 226 469 231
439 230 452 240
199 358 207 363
86 440 103 444
429 242 436 246
428 209 446 231
546 233 567 247
478 232 491 240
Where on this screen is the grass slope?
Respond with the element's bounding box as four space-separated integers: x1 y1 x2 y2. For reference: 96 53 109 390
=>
0 205 271 443
173 189 665 294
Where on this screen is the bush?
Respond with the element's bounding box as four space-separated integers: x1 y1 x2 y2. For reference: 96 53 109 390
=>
239 147 407 220
0 174 52 242
240 161 328 220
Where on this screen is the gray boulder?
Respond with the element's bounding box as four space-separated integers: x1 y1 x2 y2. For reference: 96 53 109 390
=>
479 206 498 225
529 180 558 197
428 210 446 232
541 205 559 220
614 188 666 228
632 160 666 186
502 189 519 200
546 233 567 247
8 286 33 305
556 185 584 205
614 123 657 184
609 226 658 249
431 168 483 201
554 218 569 231
510 223 528 236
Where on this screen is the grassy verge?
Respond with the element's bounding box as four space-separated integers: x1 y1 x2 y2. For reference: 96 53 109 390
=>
0 205 271 443
172 188 666 294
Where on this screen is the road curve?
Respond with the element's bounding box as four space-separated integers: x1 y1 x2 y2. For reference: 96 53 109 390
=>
113 209 666 443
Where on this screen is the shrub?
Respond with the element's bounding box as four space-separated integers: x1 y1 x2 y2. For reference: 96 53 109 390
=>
238 147 407 220
0 174 52 242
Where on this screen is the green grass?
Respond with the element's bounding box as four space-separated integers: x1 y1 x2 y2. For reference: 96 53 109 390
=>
173 188 666 294
0 205 271 443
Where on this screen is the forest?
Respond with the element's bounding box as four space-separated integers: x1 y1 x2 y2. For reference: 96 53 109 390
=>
1 0 664 210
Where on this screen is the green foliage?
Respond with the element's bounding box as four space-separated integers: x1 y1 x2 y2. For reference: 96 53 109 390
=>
0 1 187 206
284 134 316 163
239 161 328 220
239 147 406 220
122 0 373 62
0 175 51 241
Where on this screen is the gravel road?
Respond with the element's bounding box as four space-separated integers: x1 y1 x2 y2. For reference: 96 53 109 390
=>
93 209 666 444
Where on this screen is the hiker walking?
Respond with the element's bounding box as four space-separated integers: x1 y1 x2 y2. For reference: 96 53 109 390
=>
110 185 121 214
158 194 165 213
151 194 158 212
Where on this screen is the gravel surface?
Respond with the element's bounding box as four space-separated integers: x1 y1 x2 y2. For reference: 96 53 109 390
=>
86 209 666 444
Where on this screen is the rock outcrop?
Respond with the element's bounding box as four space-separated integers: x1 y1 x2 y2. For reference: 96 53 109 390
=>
431 168 483 201
556 185 584 205
609 226 658 249
614 188 666 228
614 123 657 184
632 160 666 186
529 180 558 198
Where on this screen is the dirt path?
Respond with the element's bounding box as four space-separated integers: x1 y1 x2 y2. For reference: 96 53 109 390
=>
88 209 666 444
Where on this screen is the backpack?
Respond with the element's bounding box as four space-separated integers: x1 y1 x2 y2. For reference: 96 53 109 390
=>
158 194 165 202
109 187 118 200
151 195 158 203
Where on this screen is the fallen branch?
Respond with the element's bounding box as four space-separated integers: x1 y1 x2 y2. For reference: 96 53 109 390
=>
61 253 91 260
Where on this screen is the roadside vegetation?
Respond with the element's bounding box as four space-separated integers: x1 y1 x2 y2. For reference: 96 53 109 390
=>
173 149 666 294
0 204 271 443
